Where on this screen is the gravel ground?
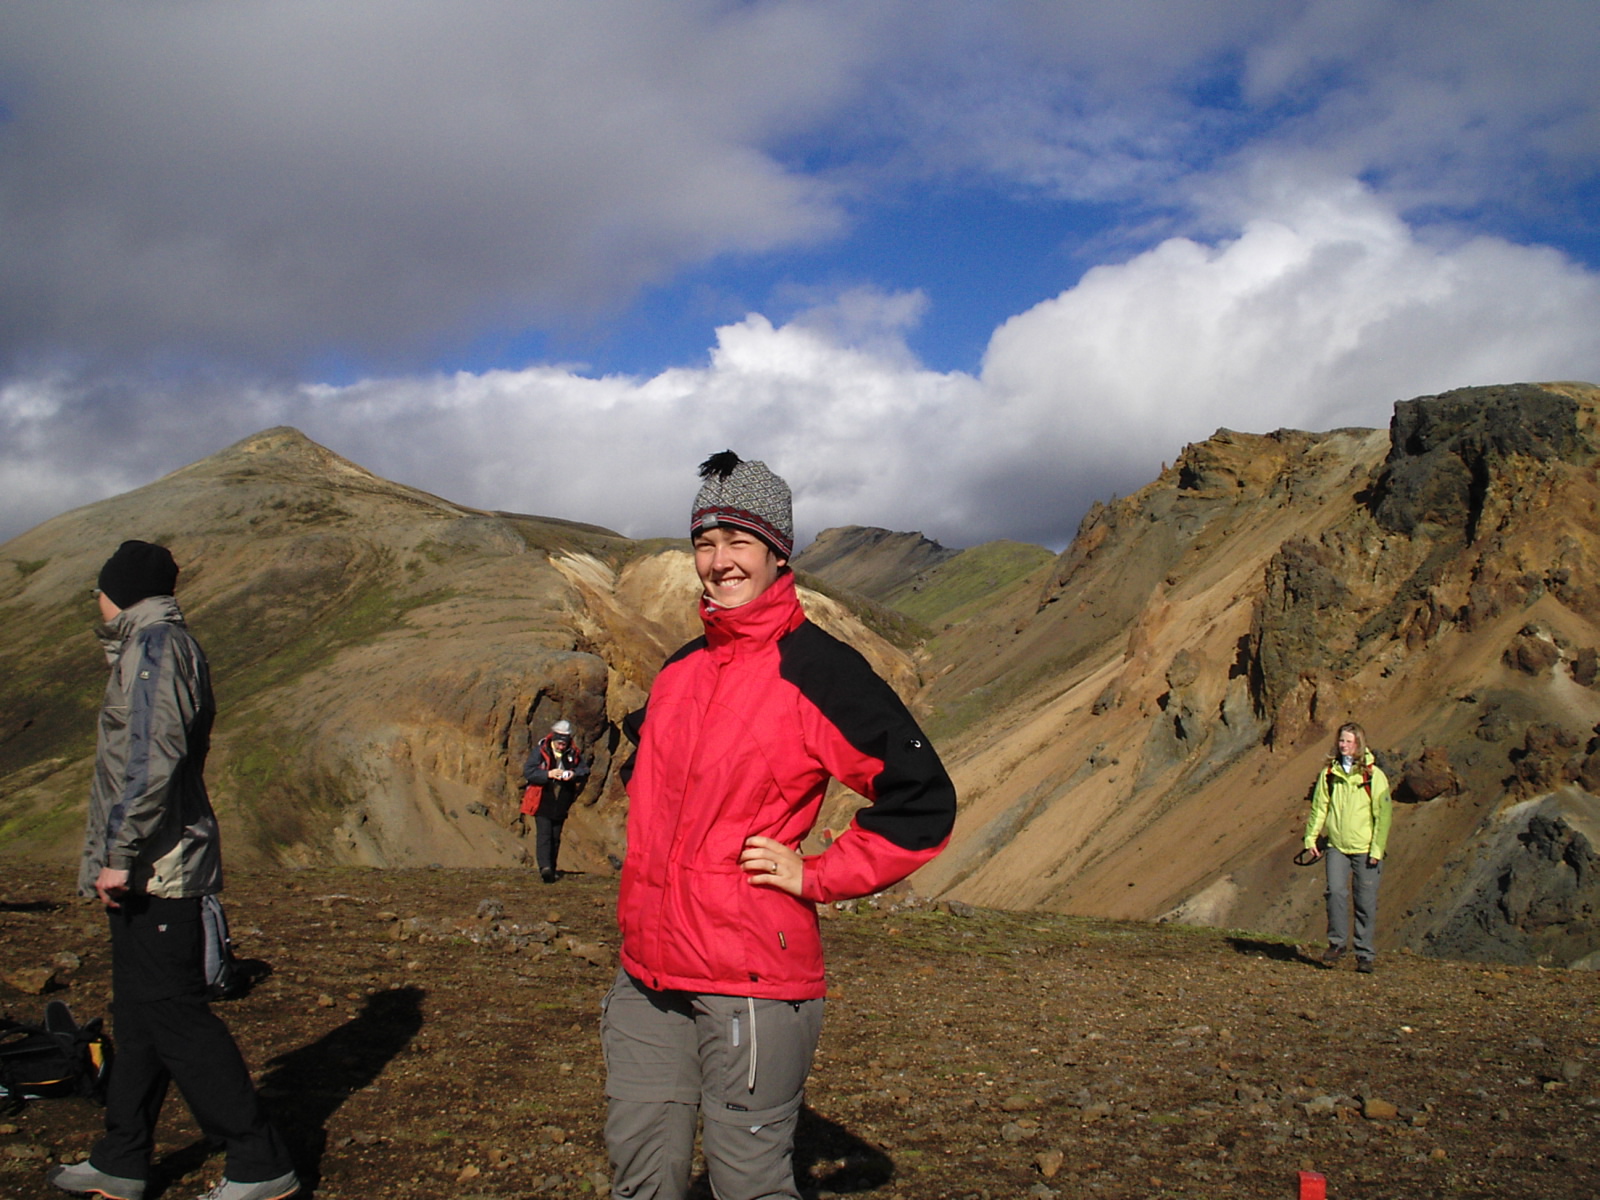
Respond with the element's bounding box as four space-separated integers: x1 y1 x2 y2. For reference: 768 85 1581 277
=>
3 863 1598 1199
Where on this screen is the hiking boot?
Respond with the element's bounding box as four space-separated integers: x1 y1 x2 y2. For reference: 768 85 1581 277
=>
192 1171 300 1200
1357 958 1376 974
45 1161 146 1200
1320 945 1346 966
541 869 558 884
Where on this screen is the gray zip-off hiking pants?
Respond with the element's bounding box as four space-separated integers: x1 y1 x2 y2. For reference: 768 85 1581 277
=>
601 968 825 1200
1324 848 1382 961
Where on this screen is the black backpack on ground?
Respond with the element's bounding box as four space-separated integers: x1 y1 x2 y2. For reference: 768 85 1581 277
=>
0 1000 113 1112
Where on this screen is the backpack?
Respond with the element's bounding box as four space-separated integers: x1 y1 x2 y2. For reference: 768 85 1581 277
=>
0 1001 113 1112
201 893 241 1000
1325 761 1374 796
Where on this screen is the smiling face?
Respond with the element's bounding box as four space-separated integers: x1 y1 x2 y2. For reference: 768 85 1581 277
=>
1337 729 1360 757
693 525 787 609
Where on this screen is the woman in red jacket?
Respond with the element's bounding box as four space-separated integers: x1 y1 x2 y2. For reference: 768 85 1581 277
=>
603 452 957 1200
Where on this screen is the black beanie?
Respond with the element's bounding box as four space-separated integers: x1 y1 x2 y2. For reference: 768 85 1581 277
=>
97 541 179 610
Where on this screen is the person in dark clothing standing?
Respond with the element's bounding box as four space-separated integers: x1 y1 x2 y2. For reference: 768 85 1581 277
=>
47 541 298 1200
521 719 590 883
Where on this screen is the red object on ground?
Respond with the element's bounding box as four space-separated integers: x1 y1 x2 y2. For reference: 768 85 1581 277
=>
1298 1170 1327 1200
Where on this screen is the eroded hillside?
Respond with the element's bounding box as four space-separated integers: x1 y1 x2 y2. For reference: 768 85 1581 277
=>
0 428 919 876
899 383 1600 966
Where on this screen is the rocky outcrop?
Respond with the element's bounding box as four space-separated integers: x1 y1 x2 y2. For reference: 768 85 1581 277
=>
888 382 1600 967
1419 790 1600 965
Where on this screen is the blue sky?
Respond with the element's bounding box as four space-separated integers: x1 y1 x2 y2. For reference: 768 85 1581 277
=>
2 0 1598 550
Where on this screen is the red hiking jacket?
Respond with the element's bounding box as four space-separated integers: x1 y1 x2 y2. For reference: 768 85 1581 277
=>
617 572 956 999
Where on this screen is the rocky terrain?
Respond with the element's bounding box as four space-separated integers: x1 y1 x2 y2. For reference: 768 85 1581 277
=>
3 862 1598 1200
3 383 1600 969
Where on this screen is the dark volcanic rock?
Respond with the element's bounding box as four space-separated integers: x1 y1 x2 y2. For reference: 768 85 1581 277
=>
1371 384 1588 538
1422 792 1600 965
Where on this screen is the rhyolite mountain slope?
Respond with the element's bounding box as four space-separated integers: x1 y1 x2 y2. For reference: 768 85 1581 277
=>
4 383 1599 967
813 382 1600 968
0 427 917 877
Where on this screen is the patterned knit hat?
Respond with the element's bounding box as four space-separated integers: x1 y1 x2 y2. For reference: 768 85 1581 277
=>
690 451 794 558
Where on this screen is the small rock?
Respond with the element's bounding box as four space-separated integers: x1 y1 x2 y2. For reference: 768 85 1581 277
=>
1 967 56 995
1001 1093 1038 1112
52 951 82 972
6 1142 49 1160
1362 1097 1399 1121
565 938 610 967
456 1163 481 1182
316 993 335 1007
1035 1149 1065 1178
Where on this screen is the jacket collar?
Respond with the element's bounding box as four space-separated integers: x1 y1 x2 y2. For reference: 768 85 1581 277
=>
699 570 805 654
97 594 186 660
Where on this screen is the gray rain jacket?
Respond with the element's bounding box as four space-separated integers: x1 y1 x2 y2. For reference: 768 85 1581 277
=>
79 594 223 899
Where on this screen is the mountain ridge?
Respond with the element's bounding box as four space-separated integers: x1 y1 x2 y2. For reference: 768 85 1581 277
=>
5 384 1600 966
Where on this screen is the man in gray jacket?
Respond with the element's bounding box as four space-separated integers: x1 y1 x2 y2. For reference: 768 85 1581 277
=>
48 541 299 1200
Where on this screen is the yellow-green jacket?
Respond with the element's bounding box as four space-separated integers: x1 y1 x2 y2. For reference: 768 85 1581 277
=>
1303 751 1392 860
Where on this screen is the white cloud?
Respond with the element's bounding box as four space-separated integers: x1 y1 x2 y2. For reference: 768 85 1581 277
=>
6 178 1597 553
980 173 1600 487
2 4 1598 553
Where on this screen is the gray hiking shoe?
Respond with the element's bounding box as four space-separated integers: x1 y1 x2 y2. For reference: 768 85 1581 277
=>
45 1161 147 1200
1320 945 1346 966
192 1171 300 1200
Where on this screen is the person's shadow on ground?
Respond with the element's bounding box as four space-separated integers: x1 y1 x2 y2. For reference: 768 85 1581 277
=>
152 986 425 1197
684 1104 893 1197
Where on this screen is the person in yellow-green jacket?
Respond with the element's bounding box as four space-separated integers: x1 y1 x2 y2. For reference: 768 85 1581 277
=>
1303 721 1393 974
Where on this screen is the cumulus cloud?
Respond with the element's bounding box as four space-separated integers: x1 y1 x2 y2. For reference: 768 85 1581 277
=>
6 180 1598 551
980 174 1600 508
1 3 1598 552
